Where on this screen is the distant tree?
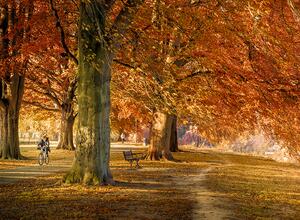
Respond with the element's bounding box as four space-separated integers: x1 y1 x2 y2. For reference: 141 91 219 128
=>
0 0 33 159
23 0 78 150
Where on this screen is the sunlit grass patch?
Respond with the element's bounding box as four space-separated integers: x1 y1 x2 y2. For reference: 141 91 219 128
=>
206 152 300 219
1 148 300 219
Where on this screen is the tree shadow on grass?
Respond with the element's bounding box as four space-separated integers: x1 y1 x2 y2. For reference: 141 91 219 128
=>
114 180 169 190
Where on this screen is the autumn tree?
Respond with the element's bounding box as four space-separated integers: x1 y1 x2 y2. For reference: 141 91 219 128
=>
112 0 300 162
0 0 33 159
25 57 77 150
64 0 144 185
22 0 78 150
112 0 223 160
178 0 300 159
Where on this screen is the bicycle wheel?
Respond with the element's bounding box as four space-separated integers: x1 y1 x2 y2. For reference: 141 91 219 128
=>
38 152 44 165
45 154 49 164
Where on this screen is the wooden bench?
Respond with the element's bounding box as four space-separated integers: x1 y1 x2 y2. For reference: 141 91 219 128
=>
123 150 144 168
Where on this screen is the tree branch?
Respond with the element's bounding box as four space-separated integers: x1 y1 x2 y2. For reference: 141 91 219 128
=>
23 100 60 112
49 0 78 65
104 0 117 12
28 61 64 85
108 0 145 48
26 77 62 107
113 59 149 77
113 58 135 69
176 70 213 82
66 77 77 104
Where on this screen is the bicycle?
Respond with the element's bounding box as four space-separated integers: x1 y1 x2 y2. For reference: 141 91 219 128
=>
37 145 49 165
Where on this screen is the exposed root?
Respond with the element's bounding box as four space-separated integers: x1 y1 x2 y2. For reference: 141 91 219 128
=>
63 170 83 184
144 151 161 161
144 150 181 162
63 169 115 186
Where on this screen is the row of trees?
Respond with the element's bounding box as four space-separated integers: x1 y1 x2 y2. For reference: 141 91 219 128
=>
0 0 299 184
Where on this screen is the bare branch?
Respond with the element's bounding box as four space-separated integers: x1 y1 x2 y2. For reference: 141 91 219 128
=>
113 58 135 69
23 100 60 112
28 61 64 85
176 70 213 82
26 77 62 107
49 0 78 65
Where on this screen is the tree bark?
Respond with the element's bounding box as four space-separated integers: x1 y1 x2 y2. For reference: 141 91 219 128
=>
63 2 113 185
0 103 9 159
64 0 145 184
169 115 179 152
0 0 32 160
0 75 25 159
57 108 75 150
146 111 176 161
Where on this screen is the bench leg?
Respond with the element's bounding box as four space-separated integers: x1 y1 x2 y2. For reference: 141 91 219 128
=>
135 159 141 168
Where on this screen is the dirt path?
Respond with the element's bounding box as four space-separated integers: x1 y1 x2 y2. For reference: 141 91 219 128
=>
191 167 230 219
1 146 231 219
175 166 231 220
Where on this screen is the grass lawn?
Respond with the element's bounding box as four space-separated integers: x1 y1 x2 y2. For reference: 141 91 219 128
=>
205 151 300 219
0 147 300 219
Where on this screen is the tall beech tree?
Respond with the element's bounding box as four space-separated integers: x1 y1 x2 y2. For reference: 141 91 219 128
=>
112 0 300 161
64 0 144 185
22 0 78 150
113 0 220 160
0 0 33 159
48 0 78 150
113 0 298 161
146 0 178 160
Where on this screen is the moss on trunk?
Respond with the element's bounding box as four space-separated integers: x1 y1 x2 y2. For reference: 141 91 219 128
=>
63 1 113 185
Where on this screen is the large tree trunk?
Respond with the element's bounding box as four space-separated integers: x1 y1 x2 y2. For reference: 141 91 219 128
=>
0 75 25 159
57 108 75 150
63 2 113 185
0 0 31 160
169 115 178 152
146 111 175 161
0 104 9 159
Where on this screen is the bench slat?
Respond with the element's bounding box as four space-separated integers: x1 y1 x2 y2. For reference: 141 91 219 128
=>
123 150 143 168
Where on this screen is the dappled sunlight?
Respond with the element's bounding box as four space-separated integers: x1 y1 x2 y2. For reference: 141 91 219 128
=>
1 148 300 218
0 1 300 218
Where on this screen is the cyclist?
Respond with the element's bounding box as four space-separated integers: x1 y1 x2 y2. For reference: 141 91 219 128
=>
37 135 50 156
44 136 51 154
